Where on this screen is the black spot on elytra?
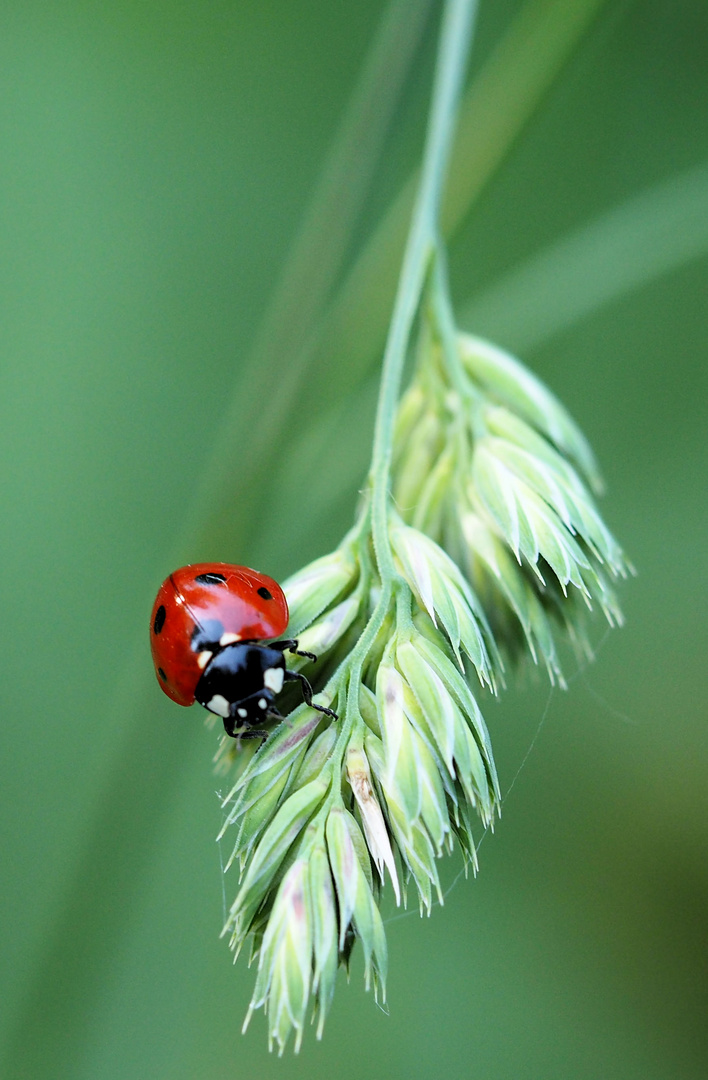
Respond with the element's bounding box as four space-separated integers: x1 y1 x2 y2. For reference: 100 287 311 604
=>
153 605 166 634
195 572 227 586
157 667 167 681
257 586 273 600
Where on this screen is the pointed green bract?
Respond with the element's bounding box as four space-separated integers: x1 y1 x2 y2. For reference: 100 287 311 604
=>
224 777 329 943
292 594 361 663
283 547 358 637
244 858 313 1054
376 660 424 822
391 521 494 682
397 639 494 823
459 332 601 490
325 807 388 995
291 726 338 791
308 839 339 1037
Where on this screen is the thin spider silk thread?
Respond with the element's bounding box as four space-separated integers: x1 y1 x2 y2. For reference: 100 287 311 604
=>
216 808 229 927
383 625 628 925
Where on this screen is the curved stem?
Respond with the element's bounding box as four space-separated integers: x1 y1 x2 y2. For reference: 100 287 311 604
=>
368 0 480 578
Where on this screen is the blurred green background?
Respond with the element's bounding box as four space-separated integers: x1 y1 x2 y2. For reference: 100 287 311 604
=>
1 1 706 1077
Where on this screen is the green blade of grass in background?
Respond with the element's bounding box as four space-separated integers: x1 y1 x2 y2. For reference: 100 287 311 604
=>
460 160 708 351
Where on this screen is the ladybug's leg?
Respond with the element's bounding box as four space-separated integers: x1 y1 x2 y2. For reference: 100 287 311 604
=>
270 638 318 663
222 716 269 741
283 669 338 719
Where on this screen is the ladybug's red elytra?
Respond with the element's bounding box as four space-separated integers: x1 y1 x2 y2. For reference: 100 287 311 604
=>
150 563 336 739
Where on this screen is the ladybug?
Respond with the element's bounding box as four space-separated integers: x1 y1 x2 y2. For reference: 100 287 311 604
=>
150 563 336 740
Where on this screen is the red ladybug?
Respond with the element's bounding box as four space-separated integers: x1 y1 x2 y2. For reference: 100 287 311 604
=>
150 563 335 739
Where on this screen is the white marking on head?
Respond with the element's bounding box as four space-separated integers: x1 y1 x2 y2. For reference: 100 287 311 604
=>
263 667 284 694
237 707 248 719
207 694 230 718
220 632 241 647
258 697 267 710
197 650 212 670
